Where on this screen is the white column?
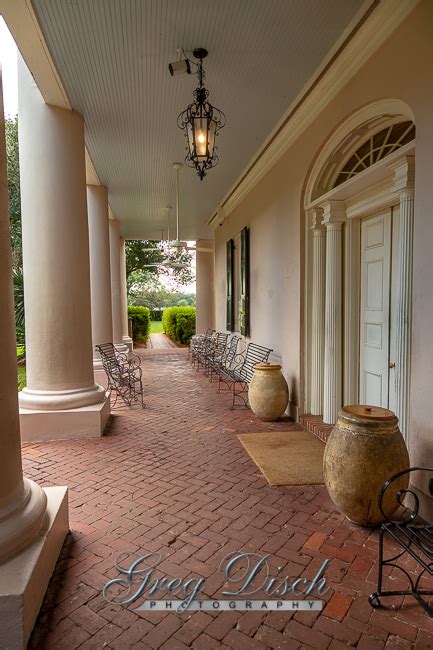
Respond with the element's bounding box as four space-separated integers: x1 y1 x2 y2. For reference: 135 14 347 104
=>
0 61 68 650
120 237 133 350
0 63 47 564
18 57 105 414
109 218 127 350
322 201 346 424
343 218 361 405
393 156 415 441
196 239 215 334
87 185 113 367
310 209 326 415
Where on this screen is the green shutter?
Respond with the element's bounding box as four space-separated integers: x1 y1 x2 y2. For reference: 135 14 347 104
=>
240 226 250 337
226 239 234 331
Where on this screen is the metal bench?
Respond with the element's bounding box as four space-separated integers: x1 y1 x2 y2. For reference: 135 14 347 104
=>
369 467 433 615
96 343 145 408
204 332 229 377
208 334 241 383
193 330 217 371
189 328 214 363
218 342 273 408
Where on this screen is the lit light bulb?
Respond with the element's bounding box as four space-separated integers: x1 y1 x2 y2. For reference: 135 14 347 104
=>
196 129 207 156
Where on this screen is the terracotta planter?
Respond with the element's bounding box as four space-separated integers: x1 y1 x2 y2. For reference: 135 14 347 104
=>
323 405 409 526
248 363 289 421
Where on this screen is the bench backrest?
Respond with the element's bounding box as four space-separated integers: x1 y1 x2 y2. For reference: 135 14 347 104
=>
213 332 229 357
223 335 241 367
203 331 217 352
96 342 117 361
95 343 123 383
238 343 273 383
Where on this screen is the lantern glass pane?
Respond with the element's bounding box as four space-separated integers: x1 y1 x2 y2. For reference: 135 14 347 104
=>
193 116 208 159
187 121 195 157
207 120 216 158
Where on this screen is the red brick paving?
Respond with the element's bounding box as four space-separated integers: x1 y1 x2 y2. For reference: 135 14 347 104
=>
22 348 433 649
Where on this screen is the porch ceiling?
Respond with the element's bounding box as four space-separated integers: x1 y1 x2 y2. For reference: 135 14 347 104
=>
32 0 366 240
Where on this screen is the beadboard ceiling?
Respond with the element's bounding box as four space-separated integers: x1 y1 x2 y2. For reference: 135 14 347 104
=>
32 0 366 239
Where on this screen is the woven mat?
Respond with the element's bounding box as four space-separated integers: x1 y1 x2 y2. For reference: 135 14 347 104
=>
237 430 324 486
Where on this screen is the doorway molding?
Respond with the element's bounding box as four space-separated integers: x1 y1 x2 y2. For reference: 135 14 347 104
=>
303 99 415 441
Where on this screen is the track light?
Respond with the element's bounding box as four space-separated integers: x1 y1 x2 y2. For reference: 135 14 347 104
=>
168 49 191 76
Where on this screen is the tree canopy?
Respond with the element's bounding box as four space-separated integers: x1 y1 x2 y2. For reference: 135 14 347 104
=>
125 239 194 297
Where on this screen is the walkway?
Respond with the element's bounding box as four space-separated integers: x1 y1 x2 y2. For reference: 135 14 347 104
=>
23 348 433 649
148 333 179 349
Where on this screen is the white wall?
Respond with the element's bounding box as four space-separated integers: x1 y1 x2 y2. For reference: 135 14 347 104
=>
215 0 433 447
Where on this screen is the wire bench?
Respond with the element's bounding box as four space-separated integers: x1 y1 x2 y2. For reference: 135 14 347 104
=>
189 328 214 363
208 334 241 383
203 332 229 377
218 342 273 408
191 330 217 371
369 467 433 615
96 342 145 409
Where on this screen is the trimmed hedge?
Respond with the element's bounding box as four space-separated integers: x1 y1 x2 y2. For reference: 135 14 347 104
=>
128 306 151 343
162 306 196 344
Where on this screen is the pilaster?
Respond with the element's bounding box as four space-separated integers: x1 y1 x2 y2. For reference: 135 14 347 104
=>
310 208 326 415
391 156 415 441
322 201 346 424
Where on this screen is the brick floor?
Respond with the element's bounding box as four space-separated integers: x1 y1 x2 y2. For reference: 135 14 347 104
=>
23 348 433 649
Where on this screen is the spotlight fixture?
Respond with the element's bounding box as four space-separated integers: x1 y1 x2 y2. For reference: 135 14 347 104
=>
168 48 191 76
177 48 226 181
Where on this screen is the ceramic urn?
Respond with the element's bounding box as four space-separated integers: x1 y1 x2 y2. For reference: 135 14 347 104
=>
323 405 410 526
248 363 289 421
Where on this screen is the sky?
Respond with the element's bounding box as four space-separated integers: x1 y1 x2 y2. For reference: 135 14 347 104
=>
0 17 196 294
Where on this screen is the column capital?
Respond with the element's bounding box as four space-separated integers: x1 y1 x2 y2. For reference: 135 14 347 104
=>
320 200 346 228
308 207 325 233
390 155 415 194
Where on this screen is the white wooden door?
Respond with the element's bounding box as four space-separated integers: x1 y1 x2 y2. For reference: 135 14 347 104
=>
359 211 392 407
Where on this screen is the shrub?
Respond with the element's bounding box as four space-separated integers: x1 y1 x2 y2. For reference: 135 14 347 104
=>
128 306 151 343
17 366 26 391
162 306 196 344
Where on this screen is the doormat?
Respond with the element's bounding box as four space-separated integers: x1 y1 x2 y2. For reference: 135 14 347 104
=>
237 430 325 486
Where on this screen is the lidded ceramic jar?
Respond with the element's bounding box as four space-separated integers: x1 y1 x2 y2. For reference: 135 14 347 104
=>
248 363 289 421
323 405 410 526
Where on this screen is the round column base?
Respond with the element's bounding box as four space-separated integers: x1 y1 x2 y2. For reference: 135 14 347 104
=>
0 477 47 563
19 383 106 410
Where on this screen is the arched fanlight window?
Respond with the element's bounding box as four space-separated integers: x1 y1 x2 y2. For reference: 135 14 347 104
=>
333 120 415 188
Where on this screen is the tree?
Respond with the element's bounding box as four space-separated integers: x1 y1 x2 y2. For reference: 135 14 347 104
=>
6 117 21 268
125 239 194 298
6 116 25 341
129 288 196 309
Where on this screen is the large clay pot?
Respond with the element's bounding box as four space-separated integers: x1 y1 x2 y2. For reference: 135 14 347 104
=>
323 405 409 526
248 363 289 421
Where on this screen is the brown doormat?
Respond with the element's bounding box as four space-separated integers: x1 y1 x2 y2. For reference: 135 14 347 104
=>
237 430 325 486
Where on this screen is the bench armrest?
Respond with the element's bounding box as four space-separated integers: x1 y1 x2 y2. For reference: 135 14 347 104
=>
378 466 433 525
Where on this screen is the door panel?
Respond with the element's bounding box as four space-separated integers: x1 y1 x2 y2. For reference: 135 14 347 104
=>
359 211 391 407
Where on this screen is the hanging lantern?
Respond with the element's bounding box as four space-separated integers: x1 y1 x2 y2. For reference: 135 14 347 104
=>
177 48 226 180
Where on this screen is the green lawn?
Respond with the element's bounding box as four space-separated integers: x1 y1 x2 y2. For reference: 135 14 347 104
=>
150 320 164 334
18 366 26 391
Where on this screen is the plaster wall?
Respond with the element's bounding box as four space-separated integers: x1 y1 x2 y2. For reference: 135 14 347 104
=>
215 0 433 446
196 240 216 334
